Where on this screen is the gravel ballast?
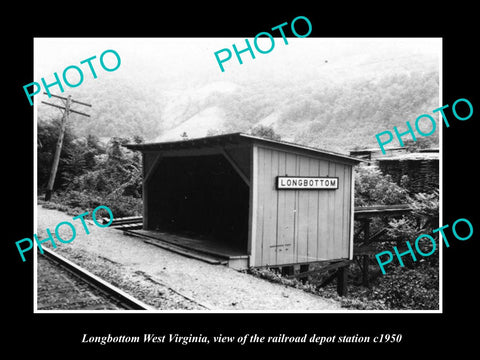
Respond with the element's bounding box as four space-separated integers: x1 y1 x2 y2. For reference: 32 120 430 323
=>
36 205 342 311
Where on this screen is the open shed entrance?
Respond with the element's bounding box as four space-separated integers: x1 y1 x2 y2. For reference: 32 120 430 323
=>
145 153 250 257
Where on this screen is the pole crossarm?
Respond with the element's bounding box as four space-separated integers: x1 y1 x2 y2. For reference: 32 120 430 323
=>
41 101 91 117
43 92 92 107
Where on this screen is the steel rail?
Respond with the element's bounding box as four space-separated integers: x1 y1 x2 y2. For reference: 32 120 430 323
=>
39 247 153 310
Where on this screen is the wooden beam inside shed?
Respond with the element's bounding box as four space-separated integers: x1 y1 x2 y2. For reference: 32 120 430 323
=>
221 148 250 187
144 153 163 184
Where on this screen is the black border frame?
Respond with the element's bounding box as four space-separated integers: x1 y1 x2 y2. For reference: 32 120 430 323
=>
7 3 479 355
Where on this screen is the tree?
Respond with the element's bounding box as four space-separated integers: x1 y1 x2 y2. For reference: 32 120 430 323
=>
66 136 142 199
354 164 409 206
37 117 78 191
250 125 281 141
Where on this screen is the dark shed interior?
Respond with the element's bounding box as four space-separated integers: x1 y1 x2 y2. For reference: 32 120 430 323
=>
146 154 249 252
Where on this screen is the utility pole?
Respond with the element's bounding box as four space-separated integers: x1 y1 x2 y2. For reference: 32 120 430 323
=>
42 93 91 201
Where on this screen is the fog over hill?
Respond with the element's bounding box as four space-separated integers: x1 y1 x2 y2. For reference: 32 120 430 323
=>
35 37 441 153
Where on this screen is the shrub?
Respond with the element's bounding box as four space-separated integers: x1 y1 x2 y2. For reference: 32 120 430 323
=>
368 265 439 310
102 194 143 218
386 191 440 267
45 190 142 219
354 164 410 207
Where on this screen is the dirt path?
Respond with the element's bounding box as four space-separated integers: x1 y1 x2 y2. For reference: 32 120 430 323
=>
36 205 342 311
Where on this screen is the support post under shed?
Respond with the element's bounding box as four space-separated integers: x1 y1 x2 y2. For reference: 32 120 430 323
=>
336 266 348 296
283 259 351 296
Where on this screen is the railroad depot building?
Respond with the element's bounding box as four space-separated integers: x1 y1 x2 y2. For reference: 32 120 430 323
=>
125 133 360 270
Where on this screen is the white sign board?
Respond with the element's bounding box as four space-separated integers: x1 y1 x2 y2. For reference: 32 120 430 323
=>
276 176 338 190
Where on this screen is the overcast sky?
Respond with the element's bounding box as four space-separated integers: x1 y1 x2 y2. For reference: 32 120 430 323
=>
34 37 441 90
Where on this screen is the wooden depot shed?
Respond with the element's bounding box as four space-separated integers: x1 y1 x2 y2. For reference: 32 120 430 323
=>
125 133 360 270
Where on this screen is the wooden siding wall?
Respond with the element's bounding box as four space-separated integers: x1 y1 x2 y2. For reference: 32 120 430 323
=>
253 145 352 267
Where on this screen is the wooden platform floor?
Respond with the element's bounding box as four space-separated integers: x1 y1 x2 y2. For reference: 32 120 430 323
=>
123 229 249 267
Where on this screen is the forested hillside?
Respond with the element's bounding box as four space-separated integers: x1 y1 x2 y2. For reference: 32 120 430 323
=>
36 38 440 153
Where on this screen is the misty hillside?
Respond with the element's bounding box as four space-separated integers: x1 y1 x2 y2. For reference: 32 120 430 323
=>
36 39 440 154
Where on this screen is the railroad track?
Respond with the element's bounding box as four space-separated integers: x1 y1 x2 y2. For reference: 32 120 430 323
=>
38 247 153 311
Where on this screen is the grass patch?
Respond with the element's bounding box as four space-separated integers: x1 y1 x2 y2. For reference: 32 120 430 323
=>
248 261 438 310
38 190 142 219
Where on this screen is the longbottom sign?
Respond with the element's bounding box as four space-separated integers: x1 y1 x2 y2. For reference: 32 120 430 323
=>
276 176 339 190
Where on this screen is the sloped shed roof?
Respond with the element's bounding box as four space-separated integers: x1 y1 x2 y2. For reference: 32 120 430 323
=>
125 132 361 165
